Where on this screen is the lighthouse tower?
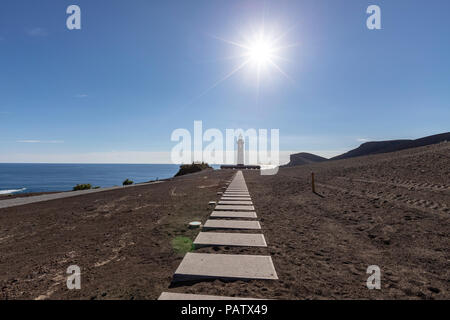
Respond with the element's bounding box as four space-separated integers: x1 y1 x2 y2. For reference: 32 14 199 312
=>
237 135 244 165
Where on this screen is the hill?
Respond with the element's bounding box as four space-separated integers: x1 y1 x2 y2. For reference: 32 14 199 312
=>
282 152 327 167
332 132 450 160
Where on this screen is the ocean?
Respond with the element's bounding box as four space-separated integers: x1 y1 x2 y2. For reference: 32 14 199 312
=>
0 163 219 194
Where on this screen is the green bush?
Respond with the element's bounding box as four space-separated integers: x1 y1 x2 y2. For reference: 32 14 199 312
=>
123 179 134 186
73 184 92 191
175 162 212 177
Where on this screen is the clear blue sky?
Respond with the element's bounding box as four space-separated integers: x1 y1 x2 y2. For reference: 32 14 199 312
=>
1 0 449 163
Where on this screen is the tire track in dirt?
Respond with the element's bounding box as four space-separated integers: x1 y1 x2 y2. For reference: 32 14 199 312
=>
317 183 449 216
336 177 449 193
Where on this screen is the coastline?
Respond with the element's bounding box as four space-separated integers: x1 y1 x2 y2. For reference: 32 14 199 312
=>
0 163 184 194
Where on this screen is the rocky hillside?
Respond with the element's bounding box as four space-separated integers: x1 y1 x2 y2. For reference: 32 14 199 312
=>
332 132 450 160
283 152 327 167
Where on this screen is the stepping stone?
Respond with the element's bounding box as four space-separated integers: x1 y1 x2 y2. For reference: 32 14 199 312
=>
218 200 253 205
224 192 250 196
158 292 259 300
215 205 255 211
210 211 257 219
203 219 261 230
224 191 249 194
194 232 267 248
222 195 250 198
221 197 252 201
173 253 278 282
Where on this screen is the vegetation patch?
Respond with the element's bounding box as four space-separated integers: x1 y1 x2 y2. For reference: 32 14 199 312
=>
73 184 92 191
175 162 212 177
123 179 134 186
172 236 194 254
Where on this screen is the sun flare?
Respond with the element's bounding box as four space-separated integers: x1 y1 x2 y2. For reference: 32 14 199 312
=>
247 38 276 66
211 26 296 85
194 25 297 99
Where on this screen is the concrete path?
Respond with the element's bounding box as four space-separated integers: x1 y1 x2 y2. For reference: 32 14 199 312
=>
173 253 278 282
160 170 278 299
224 193 250 197
210 211 257 219
221 197 252 201
215 205 255 211
218 200 253 205
158 292 259 300
203 219 261 230
194 232 267 248
0 181 163 210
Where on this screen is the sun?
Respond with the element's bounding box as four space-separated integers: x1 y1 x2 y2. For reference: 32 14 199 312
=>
211 26 295 84
247 38 276 66
190 25 297 101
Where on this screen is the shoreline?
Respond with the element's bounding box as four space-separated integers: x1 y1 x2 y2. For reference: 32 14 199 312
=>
0 180 168 209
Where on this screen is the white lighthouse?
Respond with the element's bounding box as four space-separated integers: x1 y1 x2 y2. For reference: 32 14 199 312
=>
237 135 244 165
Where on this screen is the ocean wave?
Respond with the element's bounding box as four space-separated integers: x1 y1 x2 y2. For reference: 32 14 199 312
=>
0 188 27 195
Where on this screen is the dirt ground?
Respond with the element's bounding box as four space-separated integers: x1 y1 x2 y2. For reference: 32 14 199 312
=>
0 169 233 300
0 142 449 300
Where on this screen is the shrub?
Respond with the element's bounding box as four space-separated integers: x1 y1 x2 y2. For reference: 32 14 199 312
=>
73 184 92 191
123 179 134 186
174 162 212 177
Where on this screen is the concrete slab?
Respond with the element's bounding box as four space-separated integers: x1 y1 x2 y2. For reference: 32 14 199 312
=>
215 205 255 211
222 195 250 198
210 211 257 219
218 200 253 205
224 192 250 196
173 253 278 281
203 219 261 230
194 232 267 248
158 292 259 300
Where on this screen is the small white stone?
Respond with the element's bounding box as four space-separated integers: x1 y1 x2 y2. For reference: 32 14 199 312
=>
188 221 202 229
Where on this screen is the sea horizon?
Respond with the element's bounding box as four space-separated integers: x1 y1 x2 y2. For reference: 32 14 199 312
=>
0 163 220 194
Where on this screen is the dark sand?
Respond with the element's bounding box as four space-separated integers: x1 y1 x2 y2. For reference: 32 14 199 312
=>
0 142 448 300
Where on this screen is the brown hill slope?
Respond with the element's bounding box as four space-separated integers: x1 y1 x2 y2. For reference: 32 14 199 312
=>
240 141 449 299
332 132 450 160
283 152 327 167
